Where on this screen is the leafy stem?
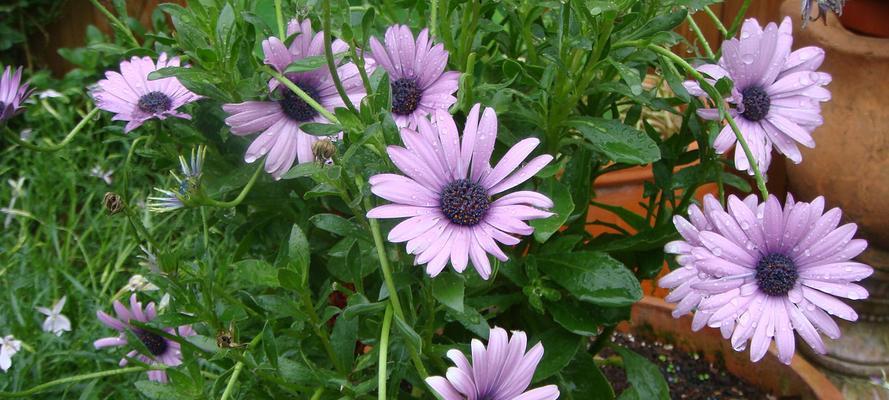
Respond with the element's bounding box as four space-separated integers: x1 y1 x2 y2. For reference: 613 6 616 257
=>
274 0 286 40
202 161 265 208
702 6 728 38
87 0 139 47
685 14 715 59
220 334 263 400
322 0 358 114
0 366 154 398
377 304 394 400
3 107 99 152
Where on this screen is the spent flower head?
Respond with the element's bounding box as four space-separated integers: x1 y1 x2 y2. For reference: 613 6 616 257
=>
0 66 33 123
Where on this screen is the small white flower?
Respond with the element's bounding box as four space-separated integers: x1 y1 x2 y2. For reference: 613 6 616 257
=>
36 297 72 336
138 245 159 273
0 335 22 372
124 274 159 292
38 89 64 99
89 166 114 185
4 177 25 228
19 129 32 141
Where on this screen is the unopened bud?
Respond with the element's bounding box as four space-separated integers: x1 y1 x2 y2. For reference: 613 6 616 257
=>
103 192 125 215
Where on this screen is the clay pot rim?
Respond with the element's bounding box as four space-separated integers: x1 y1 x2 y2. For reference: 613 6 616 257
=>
623 296 844 399
789 0 889 58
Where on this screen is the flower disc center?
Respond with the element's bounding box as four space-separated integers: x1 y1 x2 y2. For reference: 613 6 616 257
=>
741 86 771 122
755 253 798 296
391 78 422 116
440 179 490 226
137 91 173 114
279 81 321 122
136 329 169 356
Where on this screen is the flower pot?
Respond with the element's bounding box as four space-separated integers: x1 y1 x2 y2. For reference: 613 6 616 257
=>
621 296 844 400
780 2 889 394
838 0 889 38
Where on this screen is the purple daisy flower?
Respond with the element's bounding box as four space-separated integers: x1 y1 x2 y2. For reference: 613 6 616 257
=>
223 19 372 179
366 104 554 279
94 294 196 383
685 17 831 175
0 66 34 123
425 327 560 400
660 194 873 364
92 54 201 133
369 25 459 129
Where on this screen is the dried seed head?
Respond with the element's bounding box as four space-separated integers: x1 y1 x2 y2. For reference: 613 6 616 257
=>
103 192 125 215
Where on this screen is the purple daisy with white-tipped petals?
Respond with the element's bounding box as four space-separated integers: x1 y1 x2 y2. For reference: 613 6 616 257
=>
685 17 830 175
223 19 373 179
92 54 201 133
94 294 195 383
660 193 873 364
426 327 560 400
0 66 34 123
367 104 554 279
369 25 459 129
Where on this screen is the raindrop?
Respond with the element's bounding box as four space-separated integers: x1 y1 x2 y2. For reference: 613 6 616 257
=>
741 53 755 64
848 292 860 300
712 247 723 256
740 221 750 230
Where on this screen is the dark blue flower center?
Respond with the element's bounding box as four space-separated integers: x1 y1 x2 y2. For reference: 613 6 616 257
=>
279 82 321 122
137 91 173 114
755 253 798 296
178 179 191 196
741 86 771 122
136 329 169 356
440 179 490 226
391 78 422 116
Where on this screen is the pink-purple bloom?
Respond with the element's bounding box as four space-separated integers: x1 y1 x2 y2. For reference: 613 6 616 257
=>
426 327 560 400
0 66 33 123
685 17 830 175
660 194 873 364
92 54 201 133
223 19 372 179
94 294 195 383
369 25 459 129
367 104 554 279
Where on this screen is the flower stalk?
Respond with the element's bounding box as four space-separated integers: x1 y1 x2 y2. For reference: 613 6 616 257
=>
3 107 99 152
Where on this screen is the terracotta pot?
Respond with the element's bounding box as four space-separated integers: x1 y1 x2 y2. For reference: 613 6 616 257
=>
839 0 889 38
621 297 844 400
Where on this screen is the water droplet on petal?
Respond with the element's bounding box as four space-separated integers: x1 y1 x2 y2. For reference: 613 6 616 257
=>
849 292 860 300
741 53 755 64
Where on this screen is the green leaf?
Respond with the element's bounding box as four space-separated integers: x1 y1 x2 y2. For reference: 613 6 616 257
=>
232 259 278 287
300 122 342 136
263 322 279 370
134 381 190 400
215 3 235 48
284 55 327 73
537 252 642 307
589 201 649 232
431 273 465 313
277 268 301 291
393 314 422 352
280 162 325 179
615 347 670 400
530 179 574 242
608 59 643 96
330 314 359 369
447 305 489 337
548 300 600 336
284 224 310 284
310 214 368 241
532 328 581 382
560 354 614 400
568 117 661 165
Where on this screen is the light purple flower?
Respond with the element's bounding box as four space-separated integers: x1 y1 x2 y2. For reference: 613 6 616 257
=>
92 54 201 133
94 294 195 383
0 66 34 123
369 25 460 129
367 104 553 279
223 19 373 179
426 327 559 400
685 17 830 175
660 193 873 364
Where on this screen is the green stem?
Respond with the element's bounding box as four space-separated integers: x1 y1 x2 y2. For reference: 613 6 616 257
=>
3 107 99 152
378 305 393 400
365 199 430 379
322 0 357 114
264 67 340 124
685 14 715 59
299 290 347 375
726 0 753 38
202 162 264 208
0 366 151 398
310 388 325 400
349 39 373 95
702 6 728 37
87 0 139 47
124 207 159 252
643 43 769 198
430 0 439 38
274 0 286 40
220 333 262 400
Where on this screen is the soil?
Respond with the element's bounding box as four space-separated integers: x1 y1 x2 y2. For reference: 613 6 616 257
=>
600 332 782 400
